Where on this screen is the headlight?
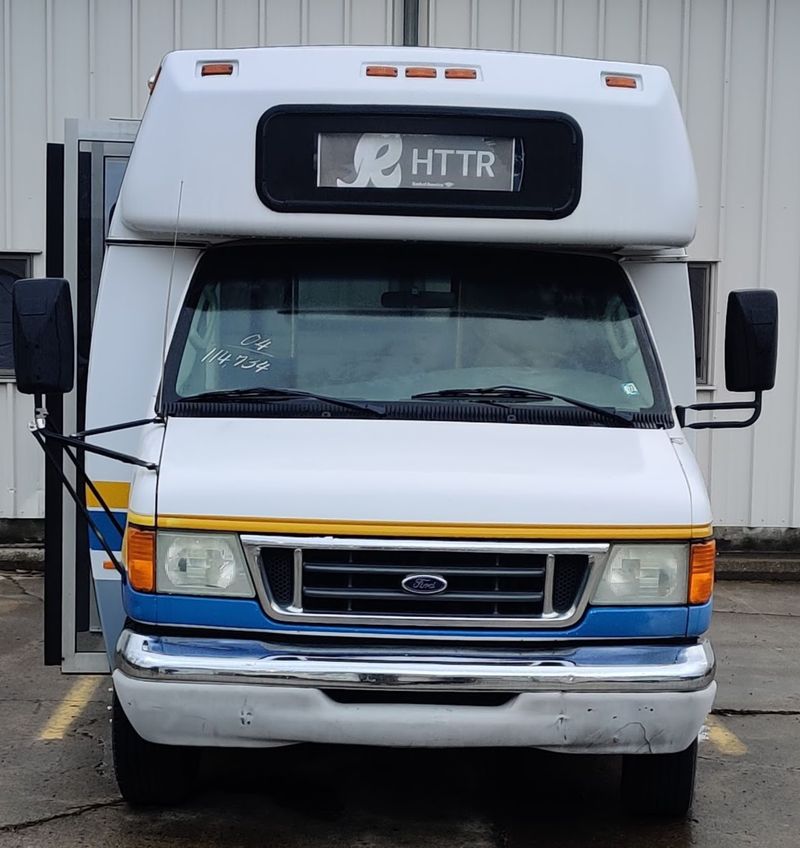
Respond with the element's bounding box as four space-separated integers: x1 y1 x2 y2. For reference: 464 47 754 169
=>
156 532 255 597
591 544 688 605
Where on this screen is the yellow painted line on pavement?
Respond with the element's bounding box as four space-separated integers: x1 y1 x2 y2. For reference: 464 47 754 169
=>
37 677 100 741
705 715 748 756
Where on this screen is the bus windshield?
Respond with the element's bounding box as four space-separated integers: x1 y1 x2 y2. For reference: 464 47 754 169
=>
163 244 670 423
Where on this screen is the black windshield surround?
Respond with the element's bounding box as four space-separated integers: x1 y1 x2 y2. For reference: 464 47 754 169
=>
161 243 673 429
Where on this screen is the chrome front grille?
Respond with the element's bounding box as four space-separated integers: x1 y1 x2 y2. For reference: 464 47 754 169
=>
303 548 549 616
242 536 607 630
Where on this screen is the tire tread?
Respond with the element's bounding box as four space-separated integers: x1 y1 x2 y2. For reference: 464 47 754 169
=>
621 739 698 818
112 693 199 806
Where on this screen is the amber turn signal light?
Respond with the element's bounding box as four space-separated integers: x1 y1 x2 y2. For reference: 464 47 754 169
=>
689 539 716 604
124 526 156 593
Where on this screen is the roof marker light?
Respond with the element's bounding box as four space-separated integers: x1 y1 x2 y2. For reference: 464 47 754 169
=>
406 66 437 78
147 66 161 94
604 74 639 89
366 65 398 77
201 62 234 77
445 68 478 80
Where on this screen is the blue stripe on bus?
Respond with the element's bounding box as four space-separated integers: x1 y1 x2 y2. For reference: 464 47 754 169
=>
88 509 127 552
687 597 713 635
123 583 712 639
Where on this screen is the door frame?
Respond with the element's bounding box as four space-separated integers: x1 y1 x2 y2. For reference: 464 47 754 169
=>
58 119 138 673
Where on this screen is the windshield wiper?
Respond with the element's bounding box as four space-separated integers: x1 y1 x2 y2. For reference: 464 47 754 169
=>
178 387 386 417
411 385 635 427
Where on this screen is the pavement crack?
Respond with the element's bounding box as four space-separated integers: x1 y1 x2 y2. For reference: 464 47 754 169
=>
75 724 111 778
714 609 798 618
712 708 800 717
1 575 43 602
0 800 123 833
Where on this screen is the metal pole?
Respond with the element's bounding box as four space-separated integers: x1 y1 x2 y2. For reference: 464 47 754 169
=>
403 0 420 46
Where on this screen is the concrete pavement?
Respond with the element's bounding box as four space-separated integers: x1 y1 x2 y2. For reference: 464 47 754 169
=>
0 573 798 847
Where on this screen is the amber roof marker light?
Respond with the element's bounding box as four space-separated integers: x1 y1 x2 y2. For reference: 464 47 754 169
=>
200 62 235 77
406 67 437 78
147 66 162 94
366 65 399 77
604 74 640 89
445 68 478 80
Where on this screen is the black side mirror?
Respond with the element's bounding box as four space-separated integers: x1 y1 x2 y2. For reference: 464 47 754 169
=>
677 287 778 429
725 289 778 392
12 277 74 395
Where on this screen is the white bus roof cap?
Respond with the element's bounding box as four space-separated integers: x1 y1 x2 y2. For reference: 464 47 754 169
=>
113 46 697 249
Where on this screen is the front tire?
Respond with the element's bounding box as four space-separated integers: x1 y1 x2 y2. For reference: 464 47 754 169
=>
112 693 200 806
621 739 698 818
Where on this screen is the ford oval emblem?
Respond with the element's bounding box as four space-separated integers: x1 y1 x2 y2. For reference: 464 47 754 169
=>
401 574 448 595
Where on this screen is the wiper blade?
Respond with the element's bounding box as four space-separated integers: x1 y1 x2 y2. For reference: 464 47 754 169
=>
411 385 634 427
179 387 385 417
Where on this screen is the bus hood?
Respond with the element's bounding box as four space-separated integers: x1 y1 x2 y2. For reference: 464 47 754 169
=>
154 418 709 535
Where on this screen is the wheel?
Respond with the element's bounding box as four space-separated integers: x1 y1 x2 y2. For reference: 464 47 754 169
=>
620 739 698 818
112 692 200 806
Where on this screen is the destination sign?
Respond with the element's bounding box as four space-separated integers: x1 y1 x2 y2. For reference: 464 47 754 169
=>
256 106 582 219
317 133 516 192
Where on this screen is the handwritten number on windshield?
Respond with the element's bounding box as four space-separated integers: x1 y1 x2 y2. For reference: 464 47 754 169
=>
201 334 274 372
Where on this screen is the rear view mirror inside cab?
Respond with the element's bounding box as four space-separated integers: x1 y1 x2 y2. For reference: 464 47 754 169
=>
380 290 457 309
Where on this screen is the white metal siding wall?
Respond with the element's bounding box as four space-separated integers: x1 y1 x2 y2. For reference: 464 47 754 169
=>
0 0 401 519
426 0 800 531
2 1 799 531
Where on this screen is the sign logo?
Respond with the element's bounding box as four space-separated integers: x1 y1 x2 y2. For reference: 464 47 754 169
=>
336 133 403 188
401 574 449 595
317 132 515 193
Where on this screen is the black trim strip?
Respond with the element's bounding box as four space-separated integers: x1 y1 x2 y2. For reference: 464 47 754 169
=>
43 143 65 666
105 238 208 248
123 618 700 652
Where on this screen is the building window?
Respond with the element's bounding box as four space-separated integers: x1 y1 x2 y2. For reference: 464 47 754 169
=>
688 262 714 385
0 254 32 375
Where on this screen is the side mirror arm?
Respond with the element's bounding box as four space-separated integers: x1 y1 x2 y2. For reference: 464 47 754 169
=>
28 397 161 577
675 391 762 430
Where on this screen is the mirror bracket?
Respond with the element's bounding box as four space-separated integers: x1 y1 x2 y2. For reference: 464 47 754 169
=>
28 397 161 577
676 391 762 430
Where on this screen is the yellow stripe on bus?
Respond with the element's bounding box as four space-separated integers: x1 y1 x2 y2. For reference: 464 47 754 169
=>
127 511 712 541
85 481 130 510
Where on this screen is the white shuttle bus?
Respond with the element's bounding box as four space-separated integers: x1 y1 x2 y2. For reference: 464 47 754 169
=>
12 46 778 816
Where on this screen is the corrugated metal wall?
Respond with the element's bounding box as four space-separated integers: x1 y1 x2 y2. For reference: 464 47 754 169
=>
2 0 799 531
0 0 401 519
425 0 800 532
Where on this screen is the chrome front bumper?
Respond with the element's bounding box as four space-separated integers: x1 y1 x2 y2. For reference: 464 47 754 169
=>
116 630 714 694
114 631 716 753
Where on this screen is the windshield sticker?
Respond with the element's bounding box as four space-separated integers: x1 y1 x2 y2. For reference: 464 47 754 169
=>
622 382 640 397
200 334 274 372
